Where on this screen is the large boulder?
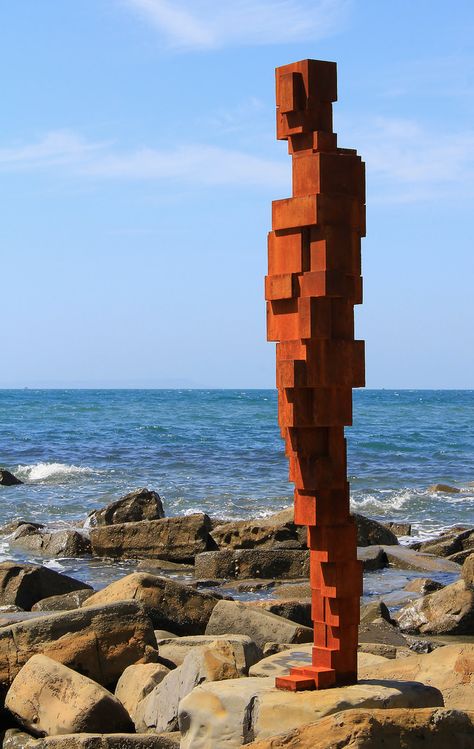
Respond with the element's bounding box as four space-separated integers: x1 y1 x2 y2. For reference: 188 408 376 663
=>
246 708 474 748
248 644 388 678
178 676 443 748
205 600 313 649
210 516 305 551
134 641 243 733
462 553 474 587
354 514 398 546
90 514 212 562
5 655 133 735
0 600 159 694
194 549 309 580
87 488 164 528
115 663 170 724
412 527 474 563
358 643 474 710
31 590 94 612
0 563 91 610
243 600 312 628
83 574 219 634
156 634 261 671
0 470 22 486
397 579 474 635
9 527 91 557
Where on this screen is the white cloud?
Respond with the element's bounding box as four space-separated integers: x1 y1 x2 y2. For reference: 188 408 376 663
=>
0 130 288 188
123 0 350 50
345 117 474 203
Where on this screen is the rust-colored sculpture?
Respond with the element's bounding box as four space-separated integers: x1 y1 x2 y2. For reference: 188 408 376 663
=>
266 59 365 691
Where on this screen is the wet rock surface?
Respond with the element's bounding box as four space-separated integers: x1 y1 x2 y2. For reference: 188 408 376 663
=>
87 488 165 527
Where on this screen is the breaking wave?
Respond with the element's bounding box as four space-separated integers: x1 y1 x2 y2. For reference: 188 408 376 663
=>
16 462 95 482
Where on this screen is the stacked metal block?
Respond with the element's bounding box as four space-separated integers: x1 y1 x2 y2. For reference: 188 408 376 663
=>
266 59 366 691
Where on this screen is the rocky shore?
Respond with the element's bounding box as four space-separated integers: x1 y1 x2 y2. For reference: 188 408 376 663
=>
0 485 473 747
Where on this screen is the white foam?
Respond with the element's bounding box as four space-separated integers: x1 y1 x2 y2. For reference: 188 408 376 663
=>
43 559 66 571
16 462 94 482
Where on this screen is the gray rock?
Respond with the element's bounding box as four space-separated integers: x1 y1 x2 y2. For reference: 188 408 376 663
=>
381 545 461 573
87 488 164 527
397 579 474 635
0 471 23 486
10 528 91 557
31 589 94 612
1 729 34 749
412 527 474 559
194 549 309 580
21 736 180 749
384 521 412 537
243 600 312 628
0 562 91 610
360 600 393 625
90 513 213 562
0 521 43 536
205 600 313 649
0 600 159 694
353 513 398 546
357 545 388 570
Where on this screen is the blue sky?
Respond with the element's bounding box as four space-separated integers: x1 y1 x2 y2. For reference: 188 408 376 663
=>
1 0 473 388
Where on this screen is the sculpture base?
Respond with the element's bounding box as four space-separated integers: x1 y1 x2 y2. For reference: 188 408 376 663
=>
275 666 336 691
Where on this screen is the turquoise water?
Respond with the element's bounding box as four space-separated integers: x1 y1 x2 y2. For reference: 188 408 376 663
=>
0 389 472 540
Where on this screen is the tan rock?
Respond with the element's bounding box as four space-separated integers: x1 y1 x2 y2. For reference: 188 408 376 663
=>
397 579 474 634
90 513 211 562
210 516 305 550
20 734 181 749
248 644 388 677
31 590 93 612
205 600 313 649
358 643 474 709
0 601 158 693
462 553 474 587
194 549 309 580
115 663 170 722
156 634 261 670
9 528 91 558
381 545 461 573
82 573 218 633
5 654 133 735
178 675 443 748
428 484 461 493
135 641 243 733
246 707 474 748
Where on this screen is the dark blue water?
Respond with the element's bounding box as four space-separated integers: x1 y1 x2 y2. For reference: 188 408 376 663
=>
0 389 472 541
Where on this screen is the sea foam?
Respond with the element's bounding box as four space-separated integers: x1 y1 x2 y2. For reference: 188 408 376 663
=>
16 462 94 482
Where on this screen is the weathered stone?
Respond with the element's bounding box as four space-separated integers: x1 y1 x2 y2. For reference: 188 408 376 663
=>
384 521 412 537
359 619 407 647
1 729 34 749
357 546 388 570
135 641 243 733
404 578 445 595
5 655 133 735
0 471 22 486
90 514 212 562
31 589 94 612
244 600 311 628
115 663 170 723
10 528 91 557
0 521 43 535
360 600 393 625
462 553 474 587
272 581 310 599
210 516 305 551
382 545 461 573
194 549 309 580
87 488 165 528
178 676 443 748
154 629 178 640
156 634 262 671
205 600 313 649
136 559 194 574
83 573 219 634
428 483 461 493
24 735 180 749
358 642 399 659
358 643 474 710
245 708 474 749
412 527 474 558
397 579 474 635
0 563 91 610
353 513 398 546
248 645 387 677
0 601 159 693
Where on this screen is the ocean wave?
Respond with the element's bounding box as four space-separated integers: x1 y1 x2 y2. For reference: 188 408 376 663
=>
16 462 95 482
351 488 415 512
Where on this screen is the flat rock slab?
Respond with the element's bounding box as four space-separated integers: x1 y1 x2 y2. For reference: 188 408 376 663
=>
249 645 388 677
23 735 180 749
178 675 443 748
381 546 461 573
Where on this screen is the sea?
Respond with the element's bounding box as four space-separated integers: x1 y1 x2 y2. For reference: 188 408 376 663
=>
0 389 472 594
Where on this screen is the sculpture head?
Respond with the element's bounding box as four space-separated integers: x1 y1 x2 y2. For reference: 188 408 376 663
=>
276 59 337 142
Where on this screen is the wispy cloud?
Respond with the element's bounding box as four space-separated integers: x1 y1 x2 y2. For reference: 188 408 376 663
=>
347 117 474 203
0 130 288 188
122 0 350 50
